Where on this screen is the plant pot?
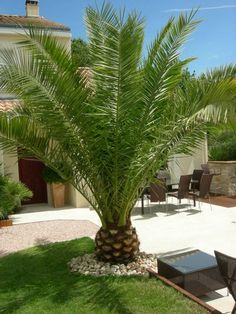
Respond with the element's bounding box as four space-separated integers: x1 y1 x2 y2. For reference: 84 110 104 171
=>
50 183 65 208
0 219 13 228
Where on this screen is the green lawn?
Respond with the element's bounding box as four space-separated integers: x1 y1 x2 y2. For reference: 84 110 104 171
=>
0 238 207 314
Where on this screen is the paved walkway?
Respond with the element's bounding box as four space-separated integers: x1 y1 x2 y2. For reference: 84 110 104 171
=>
12 204 101 226
4 199 236 313
0 220 99 257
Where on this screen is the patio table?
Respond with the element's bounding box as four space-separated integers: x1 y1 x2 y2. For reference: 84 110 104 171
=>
158 250 226 297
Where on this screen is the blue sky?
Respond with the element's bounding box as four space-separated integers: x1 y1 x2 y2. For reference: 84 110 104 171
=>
1 0 236 74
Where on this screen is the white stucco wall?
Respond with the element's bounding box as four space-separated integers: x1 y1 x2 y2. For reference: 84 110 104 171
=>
168 139 208 182
66 184 90 208
3 151 19 181
0 28 71 51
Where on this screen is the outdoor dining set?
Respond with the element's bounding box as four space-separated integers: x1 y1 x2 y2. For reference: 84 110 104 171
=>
140 166 215 215
141 167 236 313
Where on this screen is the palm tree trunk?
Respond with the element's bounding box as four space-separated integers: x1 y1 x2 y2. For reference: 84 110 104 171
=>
95 221 140 263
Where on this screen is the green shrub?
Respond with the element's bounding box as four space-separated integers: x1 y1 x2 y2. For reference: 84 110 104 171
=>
42 166 67 184
210 144 236 160
0 176 32 220
209 131 236 161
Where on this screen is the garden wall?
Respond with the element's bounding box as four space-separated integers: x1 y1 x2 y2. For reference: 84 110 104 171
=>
208 161 236 196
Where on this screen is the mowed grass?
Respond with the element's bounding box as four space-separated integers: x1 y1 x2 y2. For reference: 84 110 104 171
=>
0 238 207 314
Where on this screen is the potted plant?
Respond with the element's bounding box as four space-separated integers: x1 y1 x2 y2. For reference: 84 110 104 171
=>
43 166 67 208
0 175 32 227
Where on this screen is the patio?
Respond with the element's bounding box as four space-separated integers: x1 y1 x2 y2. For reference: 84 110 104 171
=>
1 196 236 313
134 197 236 313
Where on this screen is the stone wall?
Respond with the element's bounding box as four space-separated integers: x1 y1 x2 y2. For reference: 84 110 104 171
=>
208 161 236 196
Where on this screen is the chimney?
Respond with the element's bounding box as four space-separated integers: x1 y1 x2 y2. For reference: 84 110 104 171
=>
25 0 39 17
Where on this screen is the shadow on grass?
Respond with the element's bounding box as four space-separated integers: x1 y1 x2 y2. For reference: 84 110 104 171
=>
51 275 133 314
0 237 132 314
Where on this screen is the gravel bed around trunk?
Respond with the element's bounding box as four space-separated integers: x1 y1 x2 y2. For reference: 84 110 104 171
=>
0 220 99 257
69 252 157 276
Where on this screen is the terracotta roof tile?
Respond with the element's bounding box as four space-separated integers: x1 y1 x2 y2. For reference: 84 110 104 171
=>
0 15 70 31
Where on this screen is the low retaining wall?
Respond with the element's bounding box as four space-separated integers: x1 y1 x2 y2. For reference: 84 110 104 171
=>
208 161 236 196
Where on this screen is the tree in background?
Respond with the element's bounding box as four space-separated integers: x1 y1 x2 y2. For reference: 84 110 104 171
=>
208 115 236 161
71 38 91 68
206 67 236 161
0 3 235 263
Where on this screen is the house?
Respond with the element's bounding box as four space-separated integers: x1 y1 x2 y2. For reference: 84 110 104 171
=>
0 0 89 208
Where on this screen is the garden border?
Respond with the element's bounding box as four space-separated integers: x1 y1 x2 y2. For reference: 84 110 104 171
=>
148 269 222 314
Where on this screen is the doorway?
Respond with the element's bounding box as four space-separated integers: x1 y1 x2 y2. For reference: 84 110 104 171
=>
18 158 48 204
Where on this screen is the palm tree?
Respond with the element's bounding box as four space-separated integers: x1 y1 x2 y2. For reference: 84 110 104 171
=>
0 3 235 263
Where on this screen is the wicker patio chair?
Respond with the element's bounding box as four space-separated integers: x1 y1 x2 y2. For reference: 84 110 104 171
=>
190 169 204 191
140 179 166 214
149 180 167 203
214 250 236 314
167 174 192 204
189 174 213 209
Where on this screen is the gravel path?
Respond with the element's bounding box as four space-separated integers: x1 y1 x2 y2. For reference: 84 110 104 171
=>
0 220 99 257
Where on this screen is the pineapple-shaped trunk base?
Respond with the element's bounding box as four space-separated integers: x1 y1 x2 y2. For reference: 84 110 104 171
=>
95 223 140 264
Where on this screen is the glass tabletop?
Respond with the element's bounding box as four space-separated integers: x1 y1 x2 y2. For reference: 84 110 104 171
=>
158 250 217 274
